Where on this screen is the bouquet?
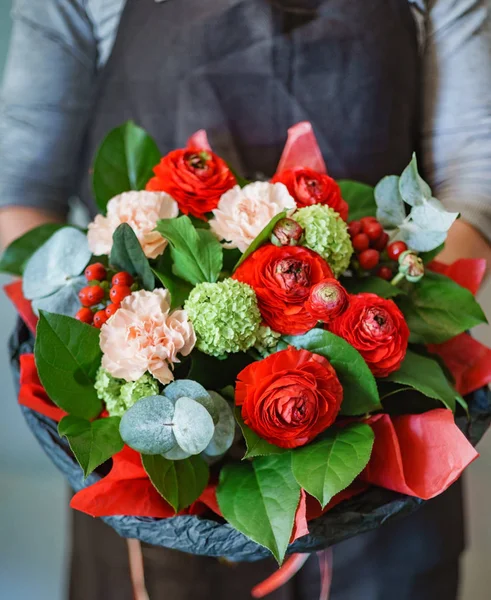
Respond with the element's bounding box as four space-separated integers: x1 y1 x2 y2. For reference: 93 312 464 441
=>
3 121 491 580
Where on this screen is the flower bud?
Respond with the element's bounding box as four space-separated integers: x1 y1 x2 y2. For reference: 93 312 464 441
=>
271 218 304 247
398 250 424 282
306 278 349 322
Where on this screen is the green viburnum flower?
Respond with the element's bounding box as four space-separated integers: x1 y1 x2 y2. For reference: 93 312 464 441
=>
94 368 160 416
254 325 281 356
294 205 353 277
184 279 261 357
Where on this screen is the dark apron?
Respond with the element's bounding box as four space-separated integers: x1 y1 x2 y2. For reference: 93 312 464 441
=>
71 1 464 598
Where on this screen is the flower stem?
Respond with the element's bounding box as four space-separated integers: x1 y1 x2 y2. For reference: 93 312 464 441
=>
390 272 405 286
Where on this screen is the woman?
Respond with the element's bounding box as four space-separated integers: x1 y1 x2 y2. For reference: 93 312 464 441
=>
1 1 490 598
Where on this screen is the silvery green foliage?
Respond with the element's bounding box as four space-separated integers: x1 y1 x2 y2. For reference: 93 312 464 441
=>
121 381 236 460
374 155 458 252
23 227 91 316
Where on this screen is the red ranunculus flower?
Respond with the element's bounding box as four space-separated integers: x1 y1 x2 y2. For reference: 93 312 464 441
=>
306 278 349 322
236 347 343 448
272 167 348 220
328 293 409 377
233 244 334 335
146 148 236 220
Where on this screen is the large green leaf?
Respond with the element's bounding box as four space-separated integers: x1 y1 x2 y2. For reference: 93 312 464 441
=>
398 271 487 344
217 453 300 564
284 330 382 415
187 350 253 390
0 223 64 276
291 423 374 507
35 312 102 419
341 276 404 299
58 416 123 477
153 250 193 309
92 121 161 213
235 408 286 459
384 349 463 412
233 211 287 271
110 223 155 290
156 216 223 285
141 454 209 512
337 180 376 222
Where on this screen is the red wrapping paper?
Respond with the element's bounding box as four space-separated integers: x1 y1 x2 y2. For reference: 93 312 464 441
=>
362 410 478 500
428 258 486 295
276 122 327 174
4 280 38 334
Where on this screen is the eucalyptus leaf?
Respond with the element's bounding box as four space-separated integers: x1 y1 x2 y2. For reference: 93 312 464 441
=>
0 223 64 276
35 312 102 419
233 211 287 271
410 198 459 233
92 121 161 213
119 395 177 455
398 154 432 206
162 446 192 460
398 221 448 252
142 454 209 512
110 223 155 290
202 392 235 457
291 423 374 508
284 330 382 415
374 175 406 228
217 453 300 564
163 379 219 423
156 216 223 285
32 275 86 317
173 396 215 455
23 227 91 300
337 180 377 222
58 415 124 477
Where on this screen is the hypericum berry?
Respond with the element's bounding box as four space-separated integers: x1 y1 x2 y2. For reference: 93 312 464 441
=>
79 285 105 307
360 216 378 231
364 221 383 241
271 218 304 247
352 233 370 253
110 284 132 305
75 307 94 324
358 249 380 270
93 310 109 328
387 241 408 261
348 220 362 238
112 271 134 287
377 266 393 281
105 303 119 318
373 231 389 251
85 262 106 282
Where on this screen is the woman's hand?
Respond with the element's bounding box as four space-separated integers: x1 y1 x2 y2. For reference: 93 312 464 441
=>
437 220 491 279
0 206 63 249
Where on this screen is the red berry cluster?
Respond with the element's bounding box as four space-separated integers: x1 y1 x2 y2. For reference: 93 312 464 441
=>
348 217 407 280
75 263 135 328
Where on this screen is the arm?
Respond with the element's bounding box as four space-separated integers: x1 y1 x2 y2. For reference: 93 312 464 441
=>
420 0 491 273
0 0 98 248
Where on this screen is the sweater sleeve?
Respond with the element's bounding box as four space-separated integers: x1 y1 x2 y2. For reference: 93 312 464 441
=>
421 0 491 242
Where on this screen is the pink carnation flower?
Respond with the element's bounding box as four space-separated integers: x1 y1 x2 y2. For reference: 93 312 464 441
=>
87 191 178 259
100 289 196 384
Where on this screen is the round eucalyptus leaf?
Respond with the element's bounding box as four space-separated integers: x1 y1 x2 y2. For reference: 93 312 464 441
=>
162 446 192 461
203 391 235 457
173 396 215 455
23 227 91 300
32 276 86 317
164 379 218 423
120 395 177 455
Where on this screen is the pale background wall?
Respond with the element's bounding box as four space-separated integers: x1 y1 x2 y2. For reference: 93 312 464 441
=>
0 3 490 598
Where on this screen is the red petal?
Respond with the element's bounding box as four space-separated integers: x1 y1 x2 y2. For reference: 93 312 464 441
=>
290 489 309 543
18 353 67 422
187 129 212 151
362 410 478 500
305 481 369 521
251 554 310 599
4 280 38 333
429 258 487 295
276 122 327 174
428 333 491 396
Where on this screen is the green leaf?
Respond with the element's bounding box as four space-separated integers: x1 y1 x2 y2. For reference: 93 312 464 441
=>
35 312 102 419
337 180 376 222
156 216 223 285
383 349 463 412
152 250 193 309
398 154 431 206
374 175 406 228
204 391 235 457
341 276 405 299
187 350 254 390
291 423 374 508
284 329 382 415
0 223 64 276
233 211 287 271
110 223 155 290
235 408 286 459
217 453 300 564
398 271 487 344
419 244 444 264
141 454 209 512
58 416 124 477
226 163 249 188
92 121 161 213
